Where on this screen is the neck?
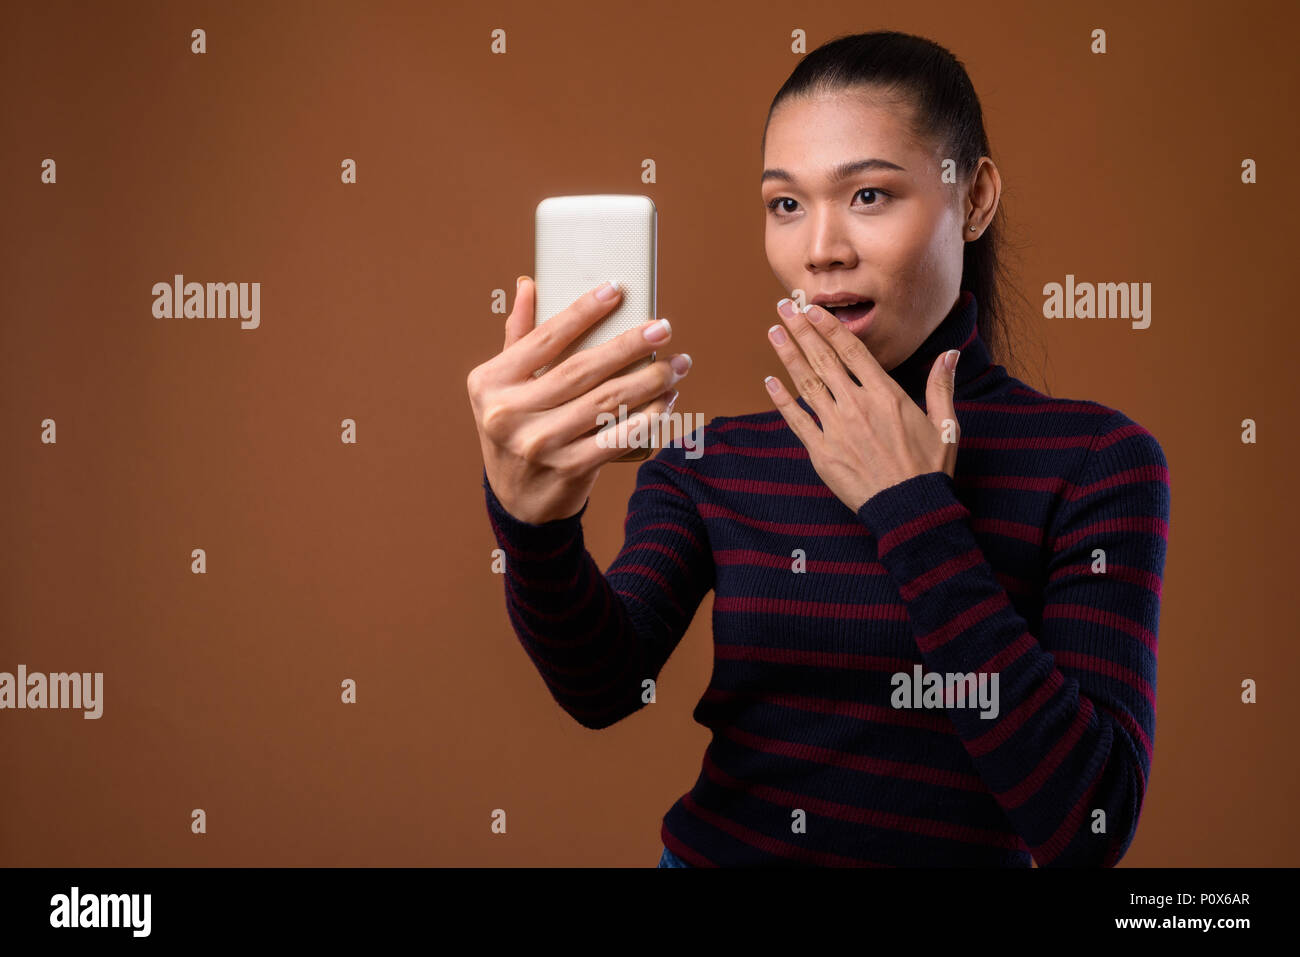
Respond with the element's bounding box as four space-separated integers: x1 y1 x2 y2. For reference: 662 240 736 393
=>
884 289 990 405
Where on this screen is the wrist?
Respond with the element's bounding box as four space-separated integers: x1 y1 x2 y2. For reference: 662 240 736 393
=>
482 469 588 527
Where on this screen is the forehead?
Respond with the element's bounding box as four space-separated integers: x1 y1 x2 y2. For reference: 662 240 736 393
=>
763 91 930 179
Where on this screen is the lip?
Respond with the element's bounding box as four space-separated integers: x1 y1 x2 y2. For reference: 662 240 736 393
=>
830 300 876 333
811 291 873 307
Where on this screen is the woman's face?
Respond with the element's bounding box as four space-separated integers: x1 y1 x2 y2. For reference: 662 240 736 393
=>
761 88 977 372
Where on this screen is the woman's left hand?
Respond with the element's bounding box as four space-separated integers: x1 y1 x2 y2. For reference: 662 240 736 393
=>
764 298 961 513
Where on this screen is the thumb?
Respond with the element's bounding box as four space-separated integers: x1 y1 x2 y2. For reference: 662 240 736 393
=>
503 275 534 352
927 349 961 462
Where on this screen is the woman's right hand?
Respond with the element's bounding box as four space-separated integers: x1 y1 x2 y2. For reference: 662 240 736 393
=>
466 277 691 525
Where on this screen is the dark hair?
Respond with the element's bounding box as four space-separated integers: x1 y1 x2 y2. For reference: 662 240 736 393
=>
762 30 1032 374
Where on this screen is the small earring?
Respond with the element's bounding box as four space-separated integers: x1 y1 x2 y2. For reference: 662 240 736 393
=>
969 225 977 231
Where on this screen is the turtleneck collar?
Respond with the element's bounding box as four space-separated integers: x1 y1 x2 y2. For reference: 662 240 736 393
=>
885 289 991 406
794 289 993 418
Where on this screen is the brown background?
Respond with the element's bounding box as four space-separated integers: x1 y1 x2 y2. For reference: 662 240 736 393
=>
2 0 1297 866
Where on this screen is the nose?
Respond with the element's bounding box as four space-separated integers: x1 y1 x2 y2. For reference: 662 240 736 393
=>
803 207 857 271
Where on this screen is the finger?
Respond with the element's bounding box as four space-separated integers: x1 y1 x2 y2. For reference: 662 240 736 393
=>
543 353 687 448
767 315 836 420
779 300 857 400
503 276 534 351
500 280 625 382
797 302 891 393
525 316 670 411
566 389 679 472
927 349 961 472
762 372 824 453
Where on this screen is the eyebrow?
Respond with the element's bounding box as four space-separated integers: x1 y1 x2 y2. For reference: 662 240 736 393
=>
760 157 907 186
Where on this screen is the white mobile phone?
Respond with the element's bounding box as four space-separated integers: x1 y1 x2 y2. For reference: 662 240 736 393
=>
533 194 658 461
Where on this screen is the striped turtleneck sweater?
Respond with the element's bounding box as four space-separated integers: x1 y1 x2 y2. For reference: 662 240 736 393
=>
481 289 1170 867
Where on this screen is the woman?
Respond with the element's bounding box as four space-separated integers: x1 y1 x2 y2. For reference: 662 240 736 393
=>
466 31 1169 867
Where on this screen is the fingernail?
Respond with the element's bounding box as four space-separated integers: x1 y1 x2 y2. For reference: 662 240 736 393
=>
768 324 787 345
777 298 796 318
644 318 671 342
670 353 692 376
944 349 960 372
764 375 780 393
596 280 620 301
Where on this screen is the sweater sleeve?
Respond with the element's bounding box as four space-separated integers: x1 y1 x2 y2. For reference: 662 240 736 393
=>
855 410 1169 867
482 443 715 730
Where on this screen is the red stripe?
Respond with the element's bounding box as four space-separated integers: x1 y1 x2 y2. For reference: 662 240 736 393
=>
1049 561 1163 599
998 695 1094 809
679 789 892 866
715 548 886 575
965 670 1066 758
916 591 1010 653
714 595 908 621
1095 699 1153 765
609 540 694 575
969 517 1046 546
1062 464 1169 503
722 724 987 792
713 642 915 673
1042 603 1158 653
486 509 579 562
877 502 970 556
1055 651 1156 710
1053 515 1169 550
899 547 985 600
660 827 715 867
699 502 867 537
699 687 951 731
1034 744 1104 865
960 398 1114 415
701 751 1023 850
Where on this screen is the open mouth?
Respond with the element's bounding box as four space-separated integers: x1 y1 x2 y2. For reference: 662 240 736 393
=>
825 299 875 323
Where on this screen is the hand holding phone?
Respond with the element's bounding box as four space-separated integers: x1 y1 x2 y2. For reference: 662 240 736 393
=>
466 276 690 525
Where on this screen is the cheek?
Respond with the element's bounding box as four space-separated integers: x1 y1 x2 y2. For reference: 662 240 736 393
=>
867 223 934 313
896 222 953 303
868 213 923 275
764 227 792 284
894 218 944 277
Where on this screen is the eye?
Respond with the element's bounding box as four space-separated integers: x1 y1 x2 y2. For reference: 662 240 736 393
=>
853 187 890 207
764 187 892 218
